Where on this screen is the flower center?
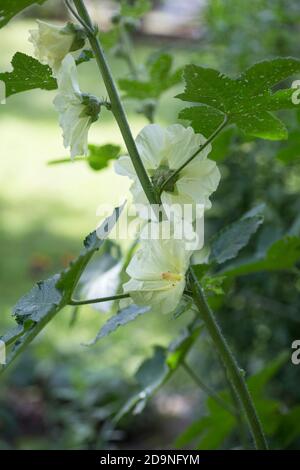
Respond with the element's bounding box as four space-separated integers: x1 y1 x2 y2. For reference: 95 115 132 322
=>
161 271 182 282
150 165 179 193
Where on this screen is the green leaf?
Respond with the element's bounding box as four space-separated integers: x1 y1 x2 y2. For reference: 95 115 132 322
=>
167 326 202 371
135 346 168 390
119 53 182 100
248 352 288 396
87 304 151 345
75 49 94 65
0 52 56 98
176 354 287 449
201 274 226 296
99 28 120 51
179 105 225 139
1 205 124 372
13 274 62 324
172 295 194 319
277 405 300 447
115 322 202 421
277 131 300 163
210 205 264 264
48 144 121 170
208 128 234 162
0 51 93 99
223 236 300 277
178 58 300 139
0 0 46 28
120 0 151 19
88 144 121 170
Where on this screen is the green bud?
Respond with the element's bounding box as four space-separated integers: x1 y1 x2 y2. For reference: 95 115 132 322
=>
81 94 101 122
61 22 86 53
150 165 179 193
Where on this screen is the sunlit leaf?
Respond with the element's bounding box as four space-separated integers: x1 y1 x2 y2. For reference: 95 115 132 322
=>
0 51 94 98
178 58 300 139
0 52 56 98
0 0 46 29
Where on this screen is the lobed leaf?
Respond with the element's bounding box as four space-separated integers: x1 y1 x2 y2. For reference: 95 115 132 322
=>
0 205 124 372
0 51 94 99
178 58 300 139
0 0 46 29
0 52 57 98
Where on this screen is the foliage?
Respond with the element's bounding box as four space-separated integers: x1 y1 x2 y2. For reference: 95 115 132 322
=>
1 0 300 452
0 0 47 29
178 58 300 139
1 206 124 372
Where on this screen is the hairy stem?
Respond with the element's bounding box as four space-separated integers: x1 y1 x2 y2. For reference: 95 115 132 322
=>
72 0 159 206
189 267 268 450
119 21 139 79
72 0 266 451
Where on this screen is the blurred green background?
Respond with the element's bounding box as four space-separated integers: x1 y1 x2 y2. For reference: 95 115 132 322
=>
1 0 300 450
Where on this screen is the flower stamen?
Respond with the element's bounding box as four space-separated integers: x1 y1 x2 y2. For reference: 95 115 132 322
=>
161 271 182 282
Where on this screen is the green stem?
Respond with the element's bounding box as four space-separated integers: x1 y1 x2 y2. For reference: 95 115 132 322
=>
182 361 237 416
218 358 250 449
159 115 228 195
119 21 139 80
189 267 268 450
72 0 266 451
227 375 250 449
73 0 159 206
69 293 130 306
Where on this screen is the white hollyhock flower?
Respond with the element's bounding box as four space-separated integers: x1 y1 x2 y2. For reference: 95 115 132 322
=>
123 222 192 314
114 124 220 220
29 20 85 75
53 54 101 159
